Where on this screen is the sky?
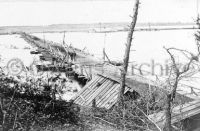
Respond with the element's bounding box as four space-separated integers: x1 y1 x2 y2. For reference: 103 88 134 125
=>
0 0 198 26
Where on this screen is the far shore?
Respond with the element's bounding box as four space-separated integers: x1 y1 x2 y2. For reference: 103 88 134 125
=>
0 22 197 35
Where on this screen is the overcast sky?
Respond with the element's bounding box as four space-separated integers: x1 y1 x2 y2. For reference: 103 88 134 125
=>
0 0 198 26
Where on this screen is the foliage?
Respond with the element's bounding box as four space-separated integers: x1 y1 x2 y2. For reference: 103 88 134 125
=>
0 73 82 131
80 96 159 131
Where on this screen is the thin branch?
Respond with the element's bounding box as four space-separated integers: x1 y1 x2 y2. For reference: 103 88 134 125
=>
134 103 162 131
92 116 117 127
12 111 18 131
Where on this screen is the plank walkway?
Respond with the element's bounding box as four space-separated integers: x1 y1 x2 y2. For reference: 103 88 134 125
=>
148 99 200 129
21 33 200 100
20 33 200 128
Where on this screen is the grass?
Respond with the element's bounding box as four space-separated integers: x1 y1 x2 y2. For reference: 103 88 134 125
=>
0 69 160 131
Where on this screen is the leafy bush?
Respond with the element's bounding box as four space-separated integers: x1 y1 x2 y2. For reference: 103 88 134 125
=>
0 73 81 131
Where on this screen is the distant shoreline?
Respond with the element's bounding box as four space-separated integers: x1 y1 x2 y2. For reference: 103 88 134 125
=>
0 22 197 35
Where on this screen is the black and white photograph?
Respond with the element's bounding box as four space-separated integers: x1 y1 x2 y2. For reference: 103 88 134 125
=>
0 0 200 130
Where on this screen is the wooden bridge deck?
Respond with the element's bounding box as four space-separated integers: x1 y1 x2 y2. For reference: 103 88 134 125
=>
73 75 130 109
21 33 200 122
148 99 200 129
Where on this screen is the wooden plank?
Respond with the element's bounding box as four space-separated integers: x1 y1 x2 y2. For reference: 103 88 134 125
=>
149 100 200 128
81 77 107 101
156 105 200 128
73 76 99 100
76 76 101 100
100 85 120 108
171 101 200 119
79 95 86 102
84 80 114 106
150 100 200 122
98 84 120 108
99 73 193 103
88 76 104 89
172 106 200 124
95 82 117 106
105 92 118 109
83 80 112 106
73 76 101 103
98 73 151 96
78 77 108 105
95 83 119 107
102 85 130 109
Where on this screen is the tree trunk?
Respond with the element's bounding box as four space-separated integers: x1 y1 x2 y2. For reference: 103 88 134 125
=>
164 94 172 131
119 0 140 105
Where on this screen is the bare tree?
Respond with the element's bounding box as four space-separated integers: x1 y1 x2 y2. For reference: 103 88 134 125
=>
163 44 200 131
119 0 140 105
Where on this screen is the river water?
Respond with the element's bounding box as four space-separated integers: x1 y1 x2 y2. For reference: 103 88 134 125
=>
33 28 198 75
0 28 199 96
